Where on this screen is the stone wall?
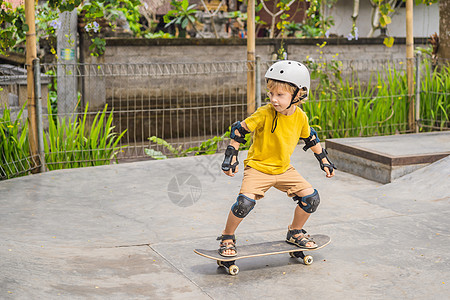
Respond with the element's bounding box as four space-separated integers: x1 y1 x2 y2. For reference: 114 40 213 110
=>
101 37 427 64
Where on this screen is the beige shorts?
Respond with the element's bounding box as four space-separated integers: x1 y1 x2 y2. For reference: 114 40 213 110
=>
239 165 312 200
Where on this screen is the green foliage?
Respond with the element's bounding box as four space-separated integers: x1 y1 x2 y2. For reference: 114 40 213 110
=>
144 30 175 39
0 104 30 179
44 99 127 170
294 0 335 38
48 0 83 12
303 42 342 94
303 58 449 139
89 37 106 57
0 0 142 56
419 61 450 131
415 0 438 5
79 0 142 34
0 0 82 55
79 0 142 55
164 0 198 30
0 2 27 55
226 11 265 26
145 129 251 159
383 37 395 48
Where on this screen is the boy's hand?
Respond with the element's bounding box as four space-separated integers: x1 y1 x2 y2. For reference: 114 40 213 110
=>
322 158 335 178
312 148 336 178
222 141 240 177
223 155 239 177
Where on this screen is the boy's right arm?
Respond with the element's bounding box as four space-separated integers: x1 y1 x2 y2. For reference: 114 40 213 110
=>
222 121 250 177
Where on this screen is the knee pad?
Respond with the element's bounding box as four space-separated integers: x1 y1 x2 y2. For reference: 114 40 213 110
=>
231 194 256 218
293 189 320 213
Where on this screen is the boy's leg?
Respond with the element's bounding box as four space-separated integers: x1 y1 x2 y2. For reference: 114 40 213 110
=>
290 188 317 248
273 167 317 248
219 166 274 256
221 193 256 256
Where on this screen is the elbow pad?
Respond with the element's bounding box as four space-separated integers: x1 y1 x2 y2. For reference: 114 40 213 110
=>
301 128 320 151
230 121 250 144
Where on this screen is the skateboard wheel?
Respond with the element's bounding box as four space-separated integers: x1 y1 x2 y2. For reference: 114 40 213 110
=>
217 260 224 267
303 255 313 265
228 265 239 276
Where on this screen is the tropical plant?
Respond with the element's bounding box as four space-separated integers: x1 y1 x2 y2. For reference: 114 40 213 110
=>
419 61 450 131
145 129 251 159
163 0 202 37
44 100 127 170
0 104 30 180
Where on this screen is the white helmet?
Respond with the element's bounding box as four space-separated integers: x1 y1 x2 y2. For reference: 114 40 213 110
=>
265 60 310 98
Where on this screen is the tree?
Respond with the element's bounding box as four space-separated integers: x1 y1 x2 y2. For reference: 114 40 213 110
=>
439 0 450 61
259 0 296 38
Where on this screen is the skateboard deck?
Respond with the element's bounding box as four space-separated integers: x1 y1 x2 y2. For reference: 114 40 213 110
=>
194 234 330 275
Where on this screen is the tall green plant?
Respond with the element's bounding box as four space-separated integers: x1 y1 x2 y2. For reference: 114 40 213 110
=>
0 104 30 179
419 61 450 130
44 100 127 170
304 61 412 139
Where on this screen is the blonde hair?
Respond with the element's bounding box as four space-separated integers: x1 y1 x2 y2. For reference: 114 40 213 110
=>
266 79 307 104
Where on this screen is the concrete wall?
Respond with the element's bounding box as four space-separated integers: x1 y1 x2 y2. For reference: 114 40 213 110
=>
0 77 49 109
102 37 427 64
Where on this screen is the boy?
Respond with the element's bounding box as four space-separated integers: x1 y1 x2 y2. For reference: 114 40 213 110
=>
218 60 336 257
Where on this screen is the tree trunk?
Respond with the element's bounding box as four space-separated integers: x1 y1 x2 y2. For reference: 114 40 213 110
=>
439 0 450 62
270 15 275 38
352 0 360 28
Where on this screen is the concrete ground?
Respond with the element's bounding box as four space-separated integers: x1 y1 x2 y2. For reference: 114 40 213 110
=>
1 145 449 299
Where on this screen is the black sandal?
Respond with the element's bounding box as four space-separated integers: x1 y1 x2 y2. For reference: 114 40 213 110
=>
217 234 237 257
286 228 317 249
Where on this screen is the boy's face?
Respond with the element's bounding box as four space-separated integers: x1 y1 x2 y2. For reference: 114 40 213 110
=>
268 87 293 113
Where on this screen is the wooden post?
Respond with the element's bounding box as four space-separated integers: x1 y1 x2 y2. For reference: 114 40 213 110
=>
247 0 256 115
406 0 415 132
25 0 39 171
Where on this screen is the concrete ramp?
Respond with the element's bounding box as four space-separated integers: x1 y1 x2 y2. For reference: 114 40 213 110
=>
354 155 450 215
326 132 450 183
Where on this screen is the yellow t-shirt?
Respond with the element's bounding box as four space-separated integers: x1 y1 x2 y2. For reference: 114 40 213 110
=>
243 104 310 175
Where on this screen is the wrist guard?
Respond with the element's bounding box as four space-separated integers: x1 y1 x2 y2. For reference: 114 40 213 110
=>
230 121 250 144
222 145 239 172
314 148 336 175
301 128 320 151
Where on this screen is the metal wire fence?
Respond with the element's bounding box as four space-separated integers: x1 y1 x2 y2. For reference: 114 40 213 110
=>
1 57 449 180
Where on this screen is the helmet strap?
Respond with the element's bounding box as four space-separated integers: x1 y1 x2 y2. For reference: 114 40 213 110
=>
271 111 278 133
286 87 300 109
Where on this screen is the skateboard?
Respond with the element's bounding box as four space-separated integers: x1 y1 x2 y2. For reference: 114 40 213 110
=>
194 234 330 275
